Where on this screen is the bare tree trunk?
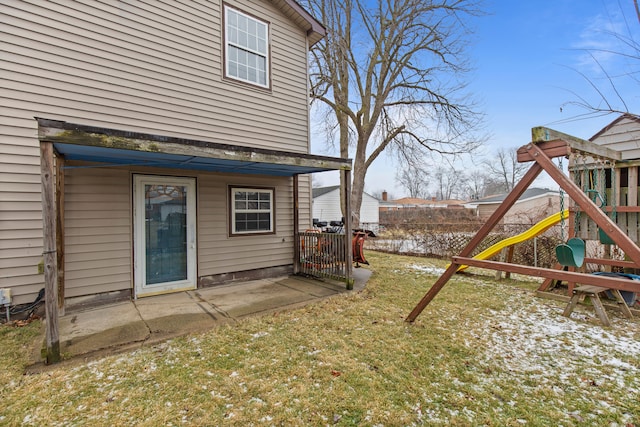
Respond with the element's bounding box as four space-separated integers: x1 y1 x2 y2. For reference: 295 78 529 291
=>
339 113 349 222
350 158 366 228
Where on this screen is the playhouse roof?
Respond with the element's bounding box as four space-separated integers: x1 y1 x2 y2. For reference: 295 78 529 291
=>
587 113 640 161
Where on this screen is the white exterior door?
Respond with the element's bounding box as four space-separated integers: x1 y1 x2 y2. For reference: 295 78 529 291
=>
134 175 197 297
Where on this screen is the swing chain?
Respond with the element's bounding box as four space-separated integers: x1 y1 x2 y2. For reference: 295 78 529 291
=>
558 156 565 240
609 159 617 220
572 153 582 237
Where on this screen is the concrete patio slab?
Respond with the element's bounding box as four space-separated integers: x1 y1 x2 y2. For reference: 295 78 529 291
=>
59 302 148 357
32 270 372 367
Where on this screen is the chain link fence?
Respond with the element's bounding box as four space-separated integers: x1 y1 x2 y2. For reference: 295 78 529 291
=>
367 222 565 268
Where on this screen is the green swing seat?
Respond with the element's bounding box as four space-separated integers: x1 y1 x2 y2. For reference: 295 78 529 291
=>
587 189 617 245
598 228 616 245
555 237 585 268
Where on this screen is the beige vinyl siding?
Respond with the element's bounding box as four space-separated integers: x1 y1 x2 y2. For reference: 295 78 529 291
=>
0 130 42 303
297 175 313 229
197 173 296 277
62 165 305 297
63 167 132 298
1 0 315 302
1 0 310 151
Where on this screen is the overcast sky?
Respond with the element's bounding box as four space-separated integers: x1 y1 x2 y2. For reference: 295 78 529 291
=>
311 0 640 199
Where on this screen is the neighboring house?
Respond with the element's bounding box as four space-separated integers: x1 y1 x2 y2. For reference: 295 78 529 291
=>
1 1 352 312
466 188 561 223
379 192 466 211
312 186 379 225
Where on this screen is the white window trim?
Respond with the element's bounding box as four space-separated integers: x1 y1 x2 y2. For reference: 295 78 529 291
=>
230 187 275 235
224 5 270 88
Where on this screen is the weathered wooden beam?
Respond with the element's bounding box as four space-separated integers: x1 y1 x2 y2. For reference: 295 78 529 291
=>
37 119 351 171
293 175 300 275
406 162 543 322
40 142 61 364
453 257 640 293
528 126 621 161
55 155 65 315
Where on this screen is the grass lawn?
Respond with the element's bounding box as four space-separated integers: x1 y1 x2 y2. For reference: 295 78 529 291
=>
1 251 639 426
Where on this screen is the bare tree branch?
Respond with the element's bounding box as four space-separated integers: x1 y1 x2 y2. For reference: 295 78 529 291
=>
306 0 484 225
561 3 639 118
483 147 527 192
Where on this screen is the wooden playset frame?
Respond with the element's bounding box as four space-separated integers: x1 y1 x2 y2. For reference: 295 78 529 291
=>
407 127 640 322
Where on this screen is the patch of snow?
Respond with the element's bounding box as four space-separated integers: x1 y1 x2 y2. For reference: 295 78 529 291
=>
409 264 446 275
251 331 269 339
455 281 640 416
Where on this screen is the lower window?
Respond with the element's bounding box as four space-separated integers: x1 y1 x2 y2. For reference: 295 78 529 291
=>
230 187 275 235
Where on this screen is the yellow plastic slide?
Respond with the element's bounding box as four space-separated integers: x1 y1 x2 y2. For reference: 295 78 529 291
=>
457 210 568 271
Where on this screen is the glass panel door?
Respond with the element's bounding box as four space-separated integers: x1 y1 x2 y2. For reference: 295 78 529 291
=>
134 175 196 296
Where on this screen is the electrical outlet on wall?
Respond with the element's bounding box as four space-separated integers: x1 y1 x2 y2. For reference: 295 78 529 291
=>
0 288 11 306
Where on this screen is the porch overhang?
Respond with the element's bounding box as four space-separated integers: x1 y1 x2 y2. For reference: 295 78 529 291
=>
36 118 354 364
36 118 351 175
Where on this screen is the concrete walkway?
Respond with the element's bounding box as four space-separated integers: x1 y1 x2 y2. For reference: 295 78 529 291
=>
36 270 371 365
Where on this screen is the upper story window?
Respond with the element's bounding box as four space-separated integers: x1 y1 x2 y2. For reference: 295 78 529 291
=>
224 5 270 88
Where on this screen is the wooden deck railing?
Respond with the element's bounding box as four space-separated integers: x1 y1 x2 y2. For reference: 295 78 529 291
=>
296 231 351 285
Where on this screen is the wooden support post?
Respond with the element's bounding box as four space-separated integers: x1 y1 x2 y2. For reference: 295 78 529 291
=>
505 245 514 279
40 142 61 364
343 170 353 290
293 175 300 275
495 249 506 280
591 294 611 327
611 289 634 319
563 286 611 327
406 163 543 322
55 156 65 315
562 291 585 320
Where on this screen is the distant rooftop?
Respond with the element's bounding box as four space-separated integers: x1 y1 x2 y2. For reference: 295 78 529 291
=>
312 185 341 198
471 188 558 204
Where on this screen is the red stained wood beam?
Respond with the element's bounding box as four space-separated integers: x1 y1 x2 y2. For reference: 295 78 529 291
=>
452 257 640 293
406 163 543 322
583 258 638 269
517 140 570 162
